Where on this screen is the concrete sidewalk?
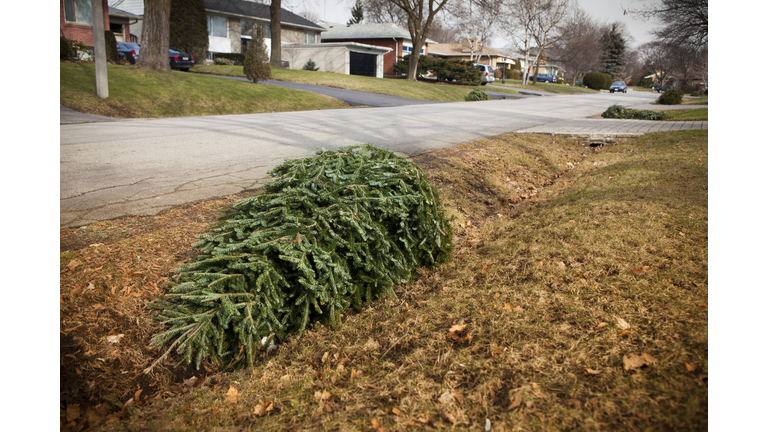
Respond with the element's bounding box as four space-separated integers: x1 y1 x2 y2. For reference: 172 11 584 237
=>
515 118 708 144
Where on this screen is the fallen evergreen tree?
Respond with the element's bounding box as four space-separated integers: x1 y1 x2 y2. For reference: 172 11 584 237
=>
146 145 452 371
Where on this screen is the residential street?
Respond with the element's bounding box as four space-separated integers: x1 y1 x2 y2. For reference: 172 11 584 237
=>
60 90 698 228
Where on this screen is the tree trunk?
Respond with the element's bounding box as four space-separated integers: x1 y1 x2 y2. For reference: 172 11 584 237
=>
270 0 282 68
407 52 419 81
91 0 108 98
138 0 171 71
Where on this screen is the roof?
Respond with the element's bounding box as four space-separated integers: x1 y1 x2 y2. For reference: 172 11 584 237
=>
284 42 392 54
108 6 142 19
429 43 512 59
203 0 324 31
319 21 436 44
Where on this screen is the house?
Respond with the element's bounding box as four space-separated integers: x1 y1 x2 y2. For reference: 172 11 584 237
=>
318 21 435 77
202 0 325 61
61 0 111 46
108 6 142 42
282 42 392 78
428 39 516 72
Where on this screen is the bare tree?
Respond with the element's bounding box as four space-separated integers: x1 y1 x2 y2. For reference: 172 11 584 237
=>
548 5 602 85
390 0 453 81
427 17 462 43
445 0 503 61
297 9 321 23
363 0 408 26
638 40 675 85
138 0 171 71
624 0 707 51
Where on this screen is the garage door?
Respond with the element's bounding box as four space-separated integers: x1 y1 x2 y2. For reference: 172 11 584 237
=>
349 51 377 77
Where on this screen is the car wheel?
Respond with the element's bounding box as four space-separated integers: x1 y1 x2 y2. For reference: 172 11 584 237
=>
624 90 627 93
610 90 614 93
180 68 190 72
481 82 487 85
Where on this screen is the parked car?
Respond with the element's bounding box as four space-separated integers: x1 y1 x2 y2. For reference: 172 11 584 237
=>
609 81 627 93
169 48 194 71
474 64 495 85
528 73 557 83
117 42 140 64
657 84 675 93
649 83 661 90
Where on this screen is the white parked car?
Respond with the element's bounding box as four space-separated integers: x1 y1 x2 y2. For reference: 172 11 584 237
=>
474 63 495 85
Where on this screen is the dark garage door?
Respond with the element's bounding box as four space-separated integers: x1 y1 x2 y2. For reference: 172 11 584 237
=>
349 51 377 77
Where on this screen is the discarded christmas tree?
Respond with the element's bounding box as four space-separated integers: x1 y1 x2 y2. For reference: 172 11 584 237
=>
146 145 452 371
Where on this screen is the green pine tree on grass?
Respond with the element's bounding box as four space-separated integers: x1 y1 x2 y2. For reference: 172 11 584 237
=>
244 25 271 83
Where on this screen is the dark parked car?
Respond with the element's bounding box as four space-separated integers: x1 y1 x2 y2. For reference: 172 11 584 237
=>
609 81 627 93
657 84 676 93
117 42 140 64
528 73 557 83
649 83 661 91
169 48 194 71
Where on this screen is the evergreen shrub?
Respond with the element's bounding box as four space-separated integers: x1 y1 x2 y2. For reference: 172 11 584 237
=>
244 26 271 83
658 88 684 105
147 145 453 370
691 91 699 97
302 58 319 71
104 31 119 63
583 72 612 90
214 57 235 65
393 55 481 85
61 36 73 60
466 89 490 101
601 104 671 120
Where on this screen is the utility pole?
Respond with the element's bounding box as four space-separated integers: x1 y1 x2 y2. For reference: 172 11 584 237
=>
91 0 109 98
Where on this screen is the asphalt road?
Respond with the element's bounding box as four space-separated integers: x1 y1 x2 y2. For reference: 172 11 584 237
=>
60 89 665 228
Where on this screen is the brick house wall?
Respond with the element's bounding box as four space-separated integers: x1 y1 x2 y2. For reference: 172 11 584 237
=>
60 0 110 46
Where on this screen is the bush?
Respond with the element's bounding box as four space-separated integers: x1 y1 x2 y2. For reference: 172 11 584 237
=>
679 84 697 94
658 88 684 105
583 71 612 90
302 58 319 71
213 53 246 66
146 145 453 370
602 104 672 120
61 36 73 60
466 89 490 101
243 26 271 83
691 91 699 97
104 31 119 63
214 57 235 65
394 55 481 85
704 88 708 95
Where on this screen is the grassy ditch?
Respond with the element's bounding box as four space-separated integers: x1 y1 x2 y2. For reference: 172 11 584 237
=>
660 108 708 121
192 65 519 101
60 62 349 118
60 131 707 431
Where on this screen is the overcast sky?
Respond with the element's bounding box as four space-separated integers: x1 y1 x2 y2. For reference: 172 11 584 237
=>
281 0 663 49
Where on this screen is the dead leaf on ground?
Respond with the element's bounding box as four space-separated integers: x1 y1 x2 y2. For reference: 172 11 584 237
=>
66 404 81 422
106 334 124 344
442 410 457 424
314 390 331 402
615 317 631 330
618 330 631 337
439 390 462 406
513 306 524 312
685 362 697 372
623 353 657 372
503 303 512 310
321 352 329 364
225 386 240 404
508 393 522 410
449 324 467 334
584 369 600 375
392 407 403 416
594 322 608 331
67 259 82 271
371 418 384 431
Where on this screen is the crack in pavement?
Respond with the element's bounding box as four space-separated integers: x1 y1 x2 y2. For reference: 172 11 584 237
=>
60 176 155 201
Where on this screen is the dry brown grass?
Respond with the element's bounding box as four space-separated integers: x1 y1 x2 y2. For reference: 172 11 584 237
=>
60 131 707 431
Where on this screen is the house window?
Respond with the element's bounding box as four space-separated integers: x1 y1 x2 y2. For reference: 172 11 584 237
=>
304 32 316 44
241 21 270 38
207 15 227 38
63 0 93 25
109 23 123 34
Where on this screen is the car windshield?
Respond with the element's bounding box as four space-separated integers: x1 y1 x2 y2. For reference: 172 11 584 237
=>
612 81 624 86
120 43 140 50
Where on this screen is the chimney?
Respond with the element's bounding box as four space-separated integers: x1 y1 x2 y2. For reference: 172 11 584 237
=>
461 38 478 53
